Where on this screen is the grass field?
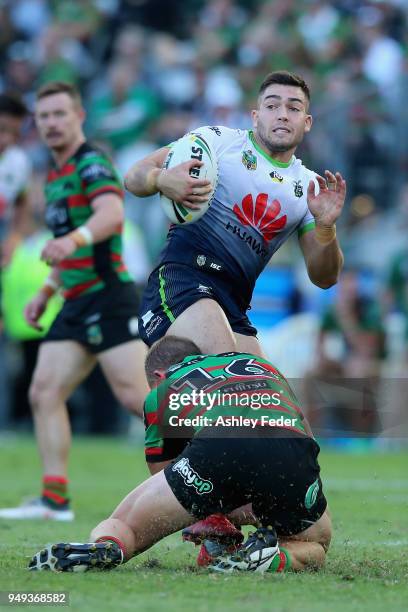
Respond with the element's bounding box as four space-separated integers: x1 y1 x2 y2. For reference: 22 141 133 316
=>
0 436 407 611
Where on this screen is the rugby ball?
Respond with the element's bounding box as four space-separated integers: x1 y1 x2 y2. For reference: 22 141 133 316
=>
160 133 218 224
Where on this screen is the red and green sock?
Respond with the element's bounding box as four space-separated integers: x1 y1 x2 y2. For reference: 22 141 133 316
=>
42 475 70 509
267 547 292 573
96 536 127 560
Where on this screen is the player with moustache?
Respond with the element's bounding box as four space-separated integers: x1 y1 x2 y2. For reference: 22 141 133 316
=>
0 82 149 522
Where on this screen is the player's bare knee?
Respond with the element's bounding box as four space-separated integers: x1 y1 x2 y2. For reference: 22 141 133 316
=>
29 375 67 411
115 385 143 416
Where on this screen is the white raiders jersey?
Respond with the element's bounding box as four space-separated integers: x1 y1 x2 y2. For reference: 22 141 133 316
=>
0 145 31 228
159 125 317 306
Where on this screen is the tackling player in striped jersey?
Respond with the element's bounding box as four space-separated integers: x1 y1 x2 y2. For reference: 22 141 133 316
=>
28 336 331 574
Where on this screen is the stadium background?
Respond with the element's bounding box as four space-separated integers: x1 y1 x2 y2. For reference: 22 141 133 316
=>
0 0 407 439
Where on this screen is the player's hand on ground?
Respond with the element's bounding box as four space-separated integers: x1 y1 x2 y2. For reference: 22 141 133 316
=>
40 236 77 265
307 171 346 227
157 160 213 210
24 293 49 331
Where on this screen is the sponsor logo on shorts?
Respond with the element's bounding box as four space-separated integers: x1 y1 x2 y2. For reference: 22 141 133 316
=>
197 284 212 295
304 479 320 509
196 254 206 267
141 310 154 326
85 313 101 325
87 324 103 345
172 458 213 495
128 317 139 336
145 315 163 337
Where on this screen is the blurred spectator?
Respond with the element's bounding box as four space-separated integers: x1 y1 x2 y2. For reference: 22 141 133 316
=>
87 59 161 152
9 0 50 41
304 268 386 435
2 41 37 103
357 4 405 111
385 184 408 353
0 93 31 266
1 223 62 426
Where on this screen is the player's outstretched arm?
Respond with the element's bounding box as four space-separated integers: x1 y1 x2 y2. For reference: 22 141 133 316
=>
300 171 346 289
124 148 212 209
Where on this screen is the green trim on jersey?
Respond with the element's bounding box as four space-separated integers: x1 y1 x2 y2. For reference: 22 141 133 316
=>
248 131 294 168
298 220 316 237
159 266 175 322
144 353 307 461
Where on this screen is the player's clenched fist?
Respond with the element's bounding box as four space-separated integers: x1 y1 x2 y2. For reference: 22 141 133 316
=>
40 236 77 265
157 159 213 210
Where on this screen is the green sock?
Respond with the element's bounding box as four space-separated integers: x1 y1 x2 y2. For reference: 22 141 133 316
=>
267 548 292 573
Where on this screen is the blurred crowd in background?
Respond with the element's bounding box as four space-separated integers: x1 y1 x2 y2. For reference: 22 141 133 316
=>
0 0 407 439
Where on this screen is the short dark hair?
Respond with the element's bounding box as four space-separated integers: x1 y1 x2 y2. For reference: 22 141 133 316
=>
36 81 82 107
0 93 27 118
145 335 201 386
258 70 310 104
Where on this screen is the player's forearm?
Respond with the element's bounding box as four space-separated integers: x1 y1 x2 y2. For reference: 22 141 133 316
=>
124 161 162 197
306 237 344 289
69 196 124 249
38 268 61 300
124 147 170 197
86 203 124 243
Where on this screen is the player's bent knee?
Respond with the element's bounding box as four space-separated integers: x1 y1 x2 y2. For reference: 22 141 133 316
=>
114 386 144 417
28 376 67 410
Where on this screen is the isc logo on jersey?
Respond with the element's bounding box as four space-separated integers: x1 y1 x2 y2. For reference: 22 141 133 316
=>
160 133 218 224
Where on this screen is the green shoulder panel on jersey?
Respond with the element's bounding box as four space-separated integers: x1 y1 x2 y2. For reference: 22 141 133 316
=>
144 352 307 462
45 142 132 299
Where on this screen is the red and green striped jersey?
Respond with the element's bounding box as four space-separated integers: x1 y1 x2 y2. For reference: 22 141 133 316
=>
44 142 132 299
144 352 308 462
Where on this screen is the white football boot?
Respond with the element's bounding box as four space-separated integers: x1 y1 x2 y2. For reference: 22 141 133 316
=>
0 498 74 521
210 526 280 573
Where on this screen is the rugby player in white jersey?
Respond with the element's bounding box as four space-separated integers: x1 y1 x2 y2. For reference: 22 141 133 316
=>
0 93 31 266
125 71 345 358
125 70 345 562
